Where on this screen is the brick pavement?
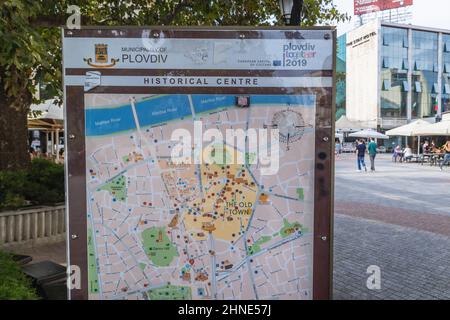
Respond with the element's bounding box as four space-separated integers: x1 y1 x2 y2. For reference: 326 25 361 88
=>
335 202 450 237
333 153 450 300
333 214 450 300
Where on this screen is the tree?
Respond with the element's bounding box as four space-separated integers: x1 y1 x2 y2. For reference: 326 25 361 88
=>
0 0 348 170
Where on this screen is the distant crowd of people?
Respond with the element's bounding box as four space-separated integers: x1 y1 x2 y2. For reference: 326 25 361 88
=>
342 138 450 172
392 145 413 162
392 139 450 170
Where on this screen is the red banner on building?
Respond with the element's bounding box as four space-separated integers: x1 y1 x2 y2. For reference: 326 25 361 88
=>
354 0 413 15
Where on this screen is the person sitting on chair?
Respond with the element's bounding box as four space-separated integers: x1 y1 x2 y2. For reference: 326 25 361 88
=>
393 145 402 162
440 140 450 171
423 141 430 153
403 145 413 162
431 144 443 154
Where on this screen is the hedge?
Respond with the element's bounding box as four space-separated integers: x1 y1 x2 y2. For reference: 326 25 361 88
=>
0 251 38 300
0 158 65 211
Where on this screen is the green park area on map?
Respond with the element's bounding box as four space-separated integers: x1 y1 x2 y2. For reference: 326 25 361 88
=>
145 285 192 300
247 218 307 255
280 218 306 238
88 228 99 294
142 227 178 267
297 188 304 200
247 235 272 255
99 175 127 202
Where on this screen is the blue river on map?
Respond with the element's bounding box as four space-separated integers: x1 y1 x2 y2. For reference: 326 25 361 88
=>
85 94 315 136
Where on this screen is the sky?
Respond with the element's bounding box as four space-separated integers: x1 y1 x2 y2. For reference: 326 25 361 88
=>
333 0 450 35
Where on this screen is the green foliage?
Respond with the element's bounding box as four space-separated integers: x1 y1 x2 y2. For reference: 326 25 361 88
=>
0 0 45 105
0 158 65 211
0 251 38 300
301 0 349 26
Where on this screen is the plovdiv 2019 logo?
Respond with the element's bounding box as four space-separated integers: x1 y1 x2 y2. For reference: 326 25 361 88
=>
281 42 317 67
84 44 119 68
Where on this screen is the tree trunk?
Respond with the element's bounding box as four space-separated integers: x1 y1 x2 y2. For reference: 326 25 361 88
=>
0 88 31 170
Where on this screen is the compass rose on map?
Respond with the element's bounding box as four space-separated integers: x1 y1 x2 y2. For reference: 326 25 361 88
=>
266 109 308 151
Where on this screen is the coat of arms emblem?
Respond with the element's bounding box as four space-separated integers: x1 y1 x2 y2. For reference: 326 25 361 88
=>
95 44 108 63
84 44 119 68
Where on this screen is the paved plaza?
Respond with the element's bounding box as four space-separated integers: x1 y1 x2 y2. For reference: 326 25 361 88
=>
333 153 450 300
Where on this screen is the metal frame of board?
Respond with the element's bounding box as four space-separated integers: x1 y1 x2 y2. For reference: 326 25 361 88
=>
63 26 336 300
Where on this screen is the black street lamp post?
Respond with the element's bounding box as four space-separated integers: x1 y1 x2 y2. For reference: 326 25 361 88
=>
278 0 303 26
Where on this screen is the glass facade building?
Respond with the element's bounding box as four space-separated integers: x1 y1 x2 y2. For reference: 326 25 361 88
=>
442 34 450 113
411 30 438 118
336 34 346 120
379 23 450 122
346 21 450 134
381 26 408 118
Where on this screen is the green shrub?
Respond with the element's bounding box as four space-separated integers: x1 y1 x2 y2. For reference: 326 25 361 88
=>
0 251 38 300
0 158 65 210
0 170 27 209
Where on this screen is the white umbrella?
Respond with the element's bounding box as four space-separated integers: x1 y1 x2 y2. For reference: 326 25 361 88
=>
413 119 450 136
336 115 368 132
386 119 431 136
349 129 389 139
386 120 432 152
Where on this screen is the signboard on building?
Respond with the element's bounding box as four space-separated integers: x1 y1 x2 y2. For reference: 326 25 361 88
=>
63 27 335 300
354 0 413 15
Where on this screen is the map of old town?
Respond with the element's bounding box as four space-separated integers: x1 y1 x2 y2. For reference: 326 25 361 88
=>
84 93 316 300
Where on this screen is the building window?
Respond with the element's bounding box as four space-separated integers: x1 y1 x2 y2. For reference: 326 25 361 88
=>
444 84 450 94
432 83 439 94
445 63 450 74
382 57 390 69
415 81 422 93
383 80 391 91
403 37 409 48
445 42 450 52
402 81 410 92
392 72 407 82
433 63 439 73
414 61 422 71
443 96 450 112
402 59 409 70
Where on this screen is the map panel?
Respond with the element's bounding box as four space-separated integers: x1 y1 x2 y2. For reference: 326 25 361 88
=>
85 93 315 300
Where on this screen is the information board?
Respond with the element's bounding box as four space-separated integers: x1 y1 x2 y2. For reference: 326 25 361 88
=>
63 27 335 300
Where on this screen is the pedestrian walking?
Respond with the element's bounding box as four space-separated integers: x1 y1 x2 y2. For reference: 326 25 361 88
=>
355 139 367 172
335 138 342 159
440 140 450 171
368 138 377 171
